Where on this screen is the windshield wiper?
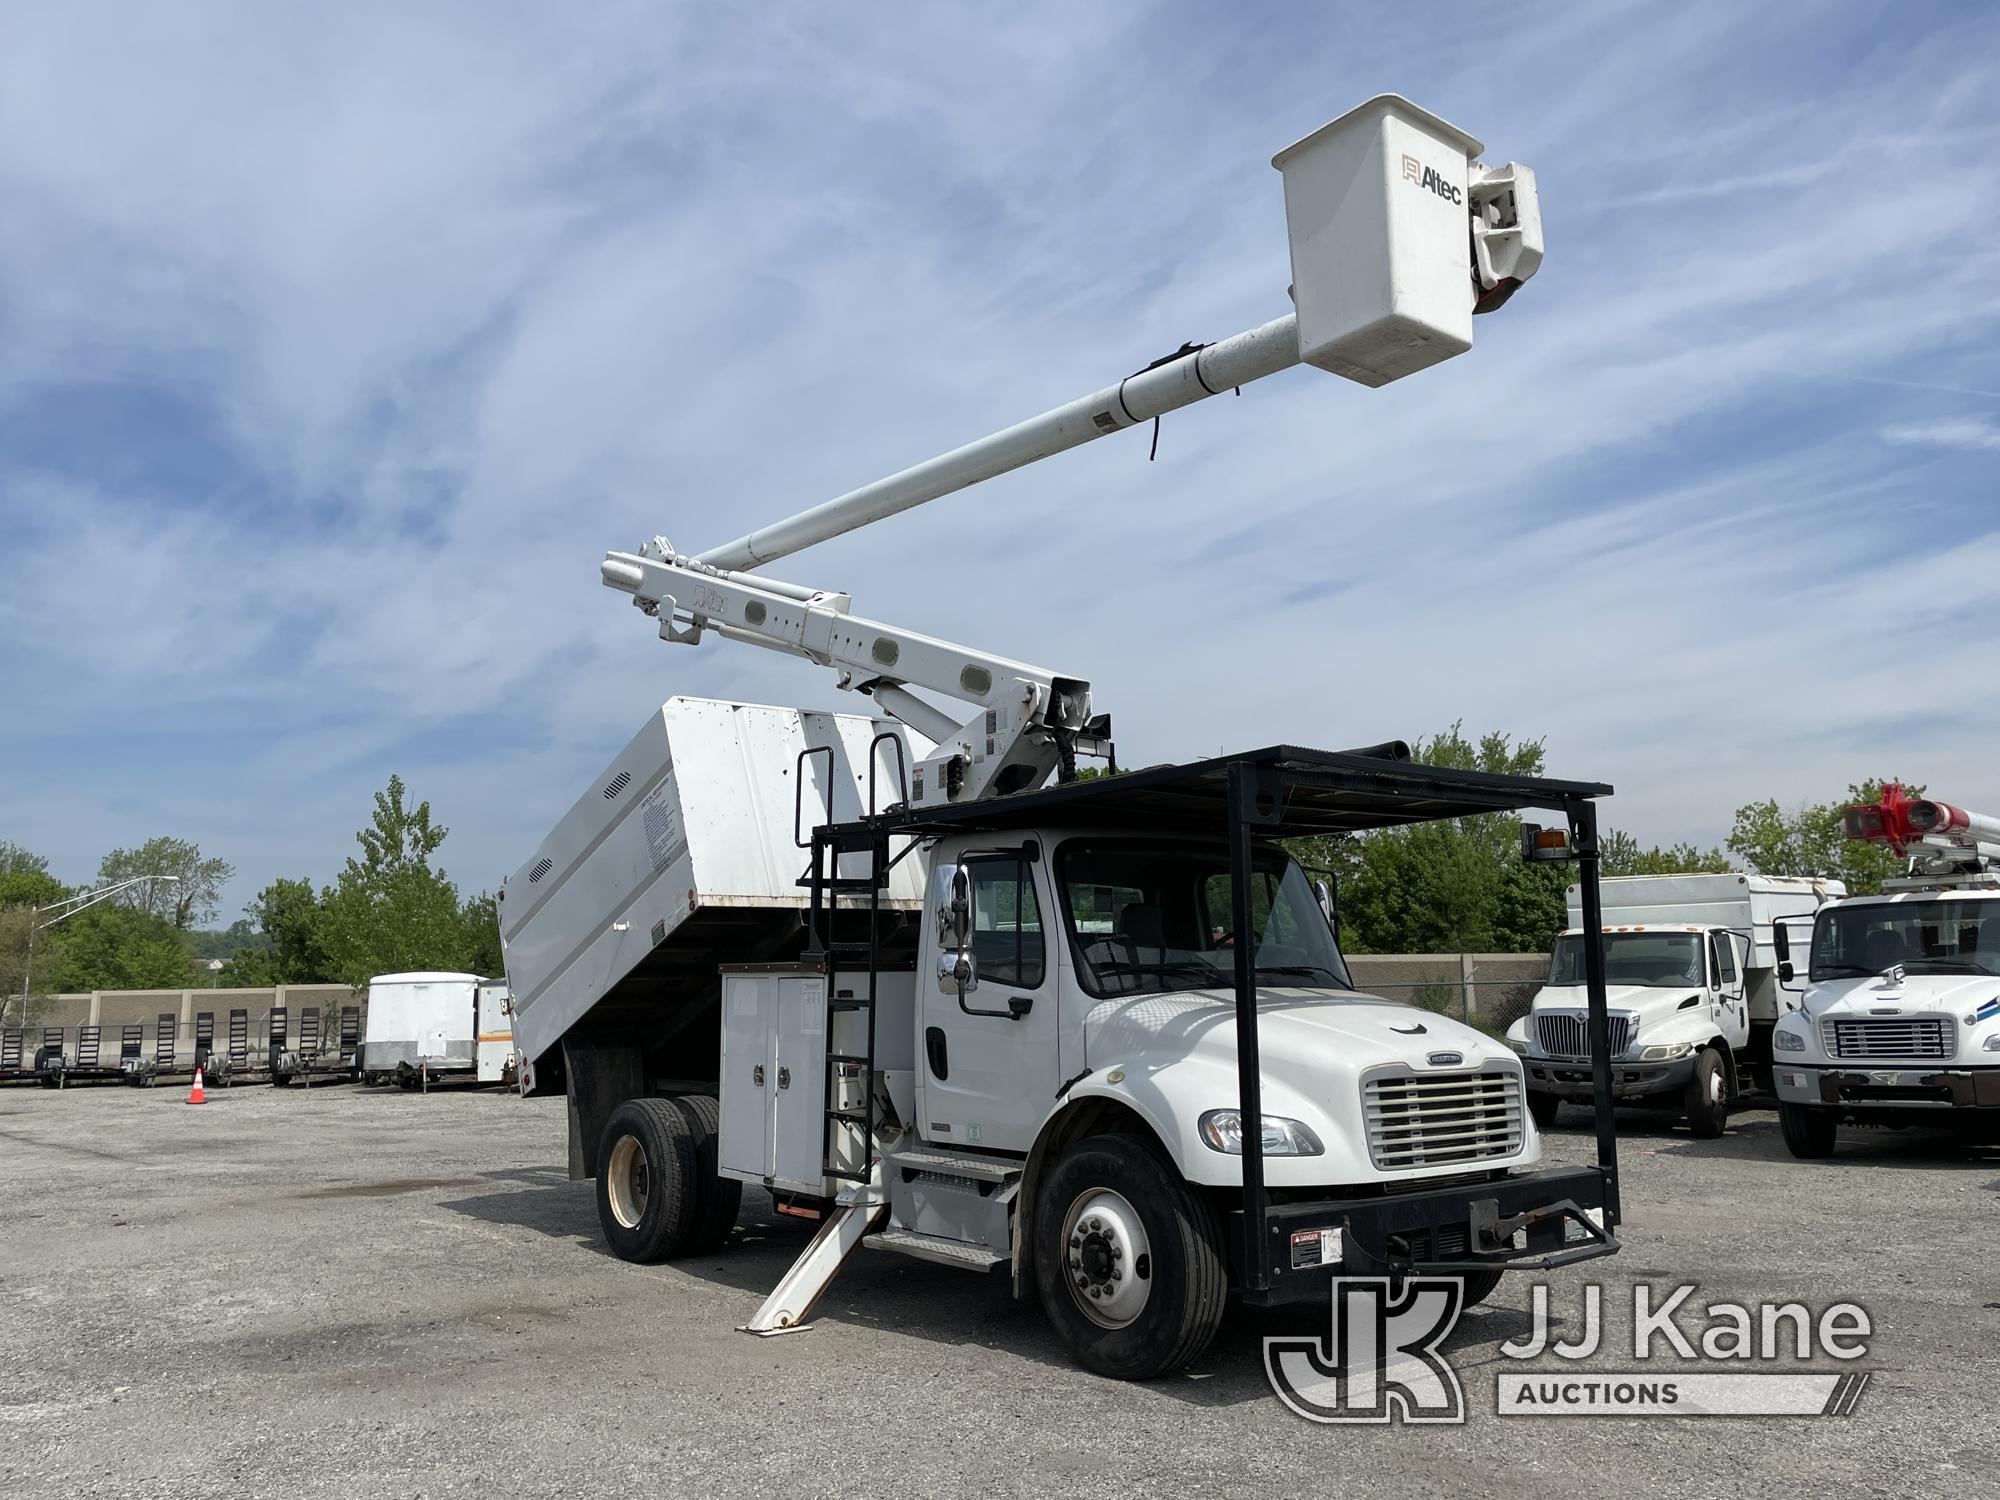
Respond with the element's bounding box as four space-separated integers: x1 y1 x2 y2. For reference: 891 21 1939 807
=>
1906 959 1998 975
1812 964 1875 979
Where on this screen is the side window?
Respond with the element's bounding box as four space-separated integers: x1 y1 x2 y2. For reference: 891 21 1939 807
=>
969 858 1046 989
1714 933 1737 986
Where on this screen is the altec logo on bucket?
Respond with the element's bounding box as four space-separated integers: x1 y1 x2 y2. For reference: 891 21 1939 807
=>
1266 1278 1874 1424
1401 153 1463 204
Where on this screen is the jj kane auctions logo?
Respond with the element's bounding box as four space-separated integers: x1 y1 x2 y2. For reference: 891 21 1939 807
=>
1401 153 1462 204
1266 1278 1873 1424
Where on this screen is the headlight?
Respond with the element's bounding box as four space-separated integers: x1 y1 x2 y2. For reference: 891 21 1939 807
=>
1199 1110 1324 1156
1773 1030 1806 1053
1984 1033 2000 1053
1638 1042 1693 1062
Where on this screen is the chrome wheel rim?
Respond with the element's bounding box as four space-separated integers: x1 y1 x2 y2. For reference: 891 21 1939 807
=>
606 1134 649 1229
1061 1187 1152 1329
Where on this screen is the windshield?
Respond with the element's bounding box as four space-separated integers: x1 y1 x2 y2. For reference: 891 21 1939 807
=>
1057 840 1353 997
1549 931 1703 989
1810 899 2000 981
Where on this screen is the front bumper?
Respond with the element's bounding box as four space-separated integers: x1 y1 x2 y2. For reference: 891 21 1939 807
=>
1773 1062 2000 1110
1234 1165 1620 1306
1523 1054 1694 1101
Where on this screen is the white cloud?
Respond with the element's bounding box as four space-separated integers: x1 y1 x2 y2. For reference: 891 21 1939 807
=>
1880 419 2000 452
2 2 1998 909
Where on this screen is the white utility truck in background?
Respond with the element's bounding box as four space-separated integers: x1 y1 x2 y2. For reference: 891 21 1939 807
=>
1508 873 1841 1136
1771 786 2000 1157
501 95 1625 1380
360 971 516 1089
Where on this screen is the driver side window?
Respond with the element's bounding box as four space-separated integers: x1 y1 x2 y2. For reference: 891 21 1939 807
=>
968 857 1046 990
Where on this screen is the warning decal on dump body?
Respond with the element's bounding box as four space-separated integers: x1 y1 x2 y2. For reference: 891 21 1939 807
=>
639 779 684 872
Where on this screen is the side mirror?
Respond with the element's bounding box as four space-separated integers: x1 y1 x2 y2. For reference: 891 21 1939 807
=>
1772 924 1790 963
1778 961 1795 984
933 863 976 993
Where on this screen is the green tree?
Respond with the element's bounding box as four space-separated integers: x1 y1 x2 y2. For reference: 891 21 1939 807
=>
1599 829 1732 877
1297 724 1554 955
219 877 334 986
45 904 197 991
458 892 504 977
0 841 51 878
1727 779 1915 897
97 837 235 929
317 776 468 987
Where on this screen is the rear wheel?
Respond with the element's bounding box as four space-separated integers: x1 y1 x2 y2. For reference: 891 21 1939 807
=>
1456 1268 1505 1309
1683 1047 1729 1138
670 1093 742 1254
1779 1100 1838 1159
1526 1091 1562 1127
1033 1134 1226 1380
596 1098 699 1263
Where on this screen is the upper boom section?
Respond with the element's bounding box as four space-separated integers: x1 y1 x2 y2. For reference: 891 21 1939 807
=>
609 94 1544 811
696 94 1542 575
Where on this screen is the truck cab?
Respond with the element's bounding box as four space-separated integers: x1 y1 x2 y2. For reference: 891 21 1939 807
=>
1770 885 2000 1156
1511 923 1747 1135
1506 873 1839 1136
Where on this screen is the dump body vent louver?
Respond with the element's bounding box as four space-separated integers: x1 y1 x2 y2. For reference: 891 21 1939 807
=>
602 771 633 800
528 858 554 884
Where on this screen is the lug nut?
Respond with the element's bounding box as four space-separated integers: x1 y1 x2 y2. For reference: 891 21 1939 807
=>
1074 1274 1088 1288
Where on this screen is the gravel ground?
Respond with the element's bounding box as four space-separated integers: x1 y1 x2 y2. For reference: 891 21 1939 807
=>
1 1081 1995 1500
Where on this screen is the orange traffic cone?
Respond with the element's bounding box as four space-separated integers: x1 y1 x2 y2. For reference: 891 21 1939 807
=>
186 1067 207 1105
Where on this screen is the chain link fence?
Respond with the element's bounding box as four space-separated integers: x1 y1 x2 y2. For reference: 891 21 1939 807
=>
1346 954 1548 1038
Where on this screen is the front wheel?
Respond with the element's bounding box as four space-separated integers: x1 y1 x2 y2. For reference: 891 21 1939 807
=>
1779 1100 1838 1159
1526 1091 1562 1127
1683 1047 1729 1138
1033 1134 1226 1380
1457 1268 1505 1310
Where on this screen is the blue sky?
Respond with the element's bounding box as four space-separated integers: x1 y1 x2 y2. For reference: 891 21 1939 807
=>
2 2 1997 919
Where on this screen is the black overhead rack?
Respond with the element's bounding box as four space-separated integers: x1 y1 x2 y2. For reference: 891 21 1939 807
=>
810 741 1622 1293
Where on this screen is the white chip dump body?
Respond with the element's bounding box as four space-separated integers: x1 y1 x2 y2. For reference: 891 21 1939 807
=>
498 697 927 1073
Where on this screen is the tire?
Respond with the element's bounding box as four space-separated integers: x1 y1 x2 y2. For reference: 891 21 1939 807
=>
1456 1268 1505 1310
1683 1047 1729 1139
670 1093 742 1255
1033 1134 1226 1380
595 1098 700 1263
1779 1100 1838 1159
1526 1091 1562 1128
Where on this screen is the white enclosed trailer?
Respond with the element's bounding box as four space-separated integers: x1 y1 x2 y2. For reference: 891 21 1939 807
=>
1506 873 1841 1135
500 95 1622 1379
361 972 514 1088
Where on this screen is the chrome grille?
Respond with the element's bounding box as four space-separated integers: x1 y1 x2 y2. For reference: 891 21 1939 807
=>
1535 1012 1631 1060
1364 1068 1524 1171
1821 1016 1954 1060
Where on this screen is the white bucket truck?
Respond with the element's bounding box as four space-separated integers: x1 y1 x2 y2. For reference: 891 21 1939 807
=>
1771 786 2000 1157
1509 873 1841 1135
500 96 1622 1379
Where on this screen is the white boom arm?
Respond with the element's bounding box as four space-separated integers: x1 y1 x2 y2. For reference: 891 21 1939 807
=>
602 539 1094 805
605 95 1544 810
